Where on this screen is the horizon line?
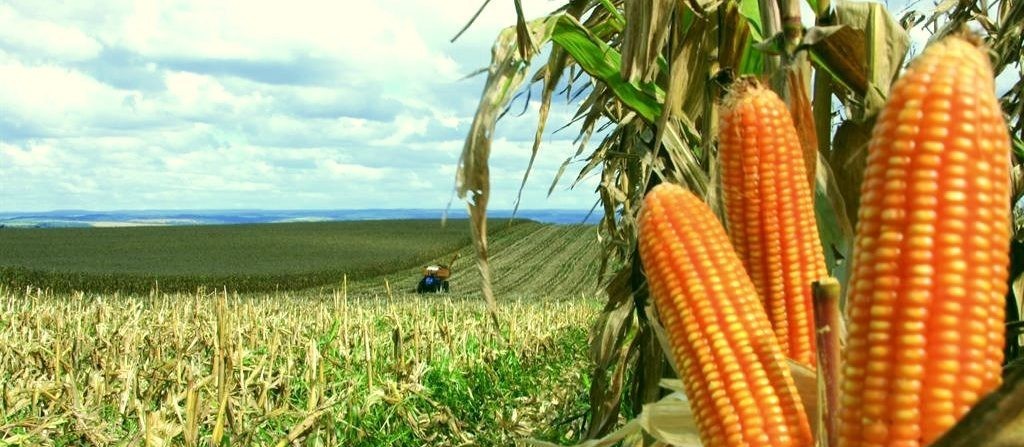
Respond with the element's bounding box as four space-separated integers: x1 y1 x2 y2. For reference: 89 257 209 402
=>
0 207 598 214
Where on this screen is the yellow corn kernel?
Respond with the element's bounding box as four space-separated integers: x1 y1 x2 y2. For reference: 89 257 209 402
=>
719 80 827 367
638 183 813 447
837 35 1011 447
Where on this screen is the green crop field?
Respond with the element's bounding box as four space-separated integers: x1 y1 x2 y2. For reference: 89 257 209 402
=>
0 220 605 446
0 219 537 294
350 222 603 297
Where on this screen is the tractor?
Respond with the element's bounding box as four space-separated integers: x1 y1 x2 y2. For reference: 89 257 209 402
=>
416 253 458 293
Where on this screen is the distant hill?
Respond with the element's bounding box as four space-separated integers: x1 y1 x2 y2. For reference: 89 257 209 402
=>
0 219 602 296
0 208 599 228
349 222 602 297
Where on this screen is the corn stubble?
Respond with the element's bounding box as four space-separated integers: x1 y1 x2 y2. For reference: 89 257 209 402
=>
638 183 813 447
838 35 1011 446
0 288 595 445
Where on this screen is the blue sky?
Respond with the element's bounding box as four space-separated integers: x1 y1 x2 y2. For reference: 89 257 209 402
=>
0 0 601 211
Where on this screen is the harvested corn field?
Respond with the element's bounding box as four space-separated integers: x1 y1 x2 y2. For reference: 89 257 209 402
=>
0 219 603 445
0 290 599 446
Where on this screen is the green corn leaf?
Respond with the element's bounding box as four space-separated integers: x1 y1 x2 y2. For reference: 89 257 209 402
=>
551 16 664 123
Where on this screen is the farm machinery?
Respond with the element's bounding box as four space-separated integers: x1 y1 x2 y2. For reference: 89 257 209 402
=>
416 253 458 293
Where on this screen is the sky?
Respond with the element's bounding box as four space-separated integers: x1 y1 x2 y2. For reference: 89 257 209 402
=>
1 1 1017 212
0 0 601 212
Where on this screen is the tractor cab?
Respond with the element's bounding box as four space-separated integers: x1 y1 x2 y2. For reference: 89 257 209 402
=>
415 254 456 292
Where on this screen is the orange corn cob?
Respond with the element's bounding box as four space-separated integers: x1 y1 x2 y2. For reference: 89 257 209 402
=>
838 35 1011 447
638 183 813 447
719 80 827 367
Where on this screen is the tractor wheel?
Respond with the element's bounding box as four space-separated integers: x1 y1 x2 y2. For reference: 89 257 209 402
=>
442 281 450 292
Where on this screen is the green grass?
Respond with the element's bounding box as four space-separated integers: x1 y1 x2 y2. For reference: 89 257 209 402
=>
0 219 533 294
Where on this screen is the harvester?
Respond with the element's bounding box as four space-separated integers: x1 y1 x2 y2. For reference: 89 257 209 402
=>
416 253 458 293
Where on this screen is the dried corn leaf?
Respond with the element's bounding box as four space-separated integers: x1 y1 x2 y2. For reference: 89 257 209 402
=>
932 365 1024 447
992 0 1024 73
457 15 561 329
788 359 819 424
645 306 679 378
583 264 637 438
657 13 708 135
513 50 567 215
145 411 183 447
552 376 828 447
530 392 701 447
660 123 709 200
549 84 606 196
636 393 701 446
513 2 592 215
812 63 833 156
513 0 535 60
632 320 669 412
829 117 873 227
449 0 493 43
529 419 645 447
620 0 676 83
787 61 818 190
803 0 909 117
586 342 634 438
718 0 754 73
590 267 635 365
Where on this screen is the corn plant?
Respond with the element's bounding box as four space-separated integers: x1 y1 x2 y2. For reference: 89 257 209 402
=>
457 0 1024 444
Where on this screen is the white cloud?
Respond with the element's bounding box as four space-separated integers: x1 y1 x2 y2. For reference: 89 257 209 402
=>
164 72 230 106
1 141 61 174
320 160 389 180
0 4 102 61
0 0 601 212
0 61 116 122
378 115 430 146
90 0 466 89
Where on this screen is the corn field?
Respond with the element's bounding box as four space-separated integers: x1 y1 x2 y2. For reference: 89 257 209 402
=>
0 287 599 446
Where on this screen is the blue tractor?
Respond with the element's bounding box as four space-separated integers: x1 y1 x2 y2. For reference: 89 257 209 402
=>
416 254 457 293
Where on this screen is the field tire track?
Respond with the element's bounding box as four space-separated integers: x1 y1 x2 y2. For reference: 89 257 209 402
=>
347 222 601 300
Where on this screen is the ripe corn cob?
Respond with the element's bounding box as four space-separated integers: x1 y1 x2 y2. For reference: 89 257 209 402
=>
719 80 827 367
837 35 1011 447
638 183 813 447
